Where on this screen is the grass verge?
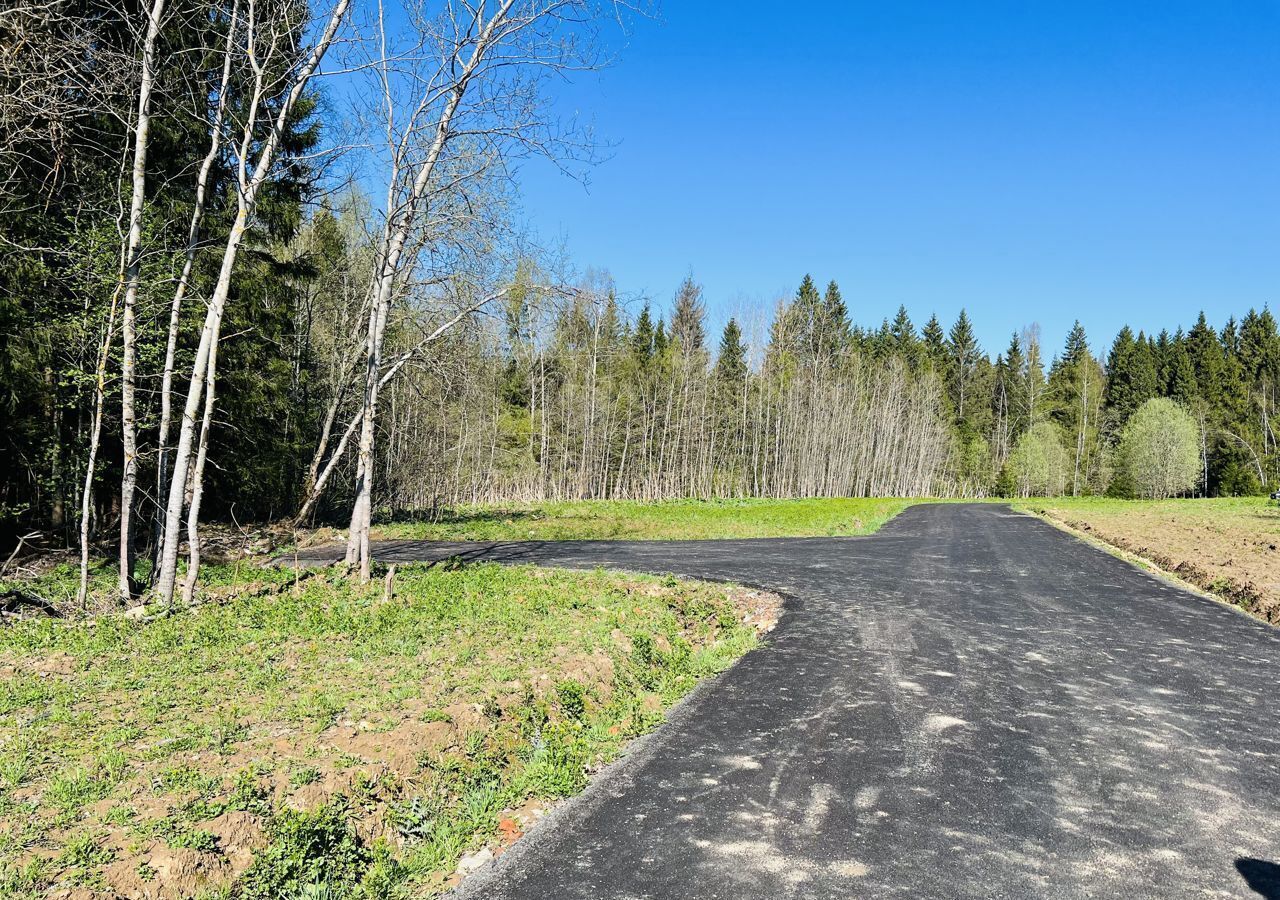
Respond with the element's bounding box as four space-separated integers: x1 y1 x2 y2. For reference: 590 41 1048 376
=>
1014 496 1280 626
0 561 778 898
351 497 916 543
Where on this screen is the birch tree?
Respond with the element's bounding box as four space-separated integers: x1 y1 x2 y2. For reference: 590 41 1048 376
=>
341 0 623 580
153 0 354 606
117 0 171 600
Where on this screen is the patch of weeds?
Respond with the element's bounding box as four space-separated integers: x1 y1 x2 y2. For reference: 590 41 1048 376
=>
290 765 322 787
59 832 115 867
0 857 53 899
555 680 587 721
47 766 110 819
155 763 221 798
0 744 33 788
58 833 114 886
210 715 247 753
164 824 219 852
420 708 452 724
103 803 137 827
293 691 344 728
136 861 156 882
238 801 370 900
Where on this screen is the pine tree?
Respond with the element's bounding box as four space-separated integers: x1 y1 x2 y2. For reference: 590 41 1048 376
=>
820 280 852 362
1002 332 1027 436
1048 321 1105 494
889 305 919 366
1186 312 1225 405
1023 324 1046 425
1163 333 1198 404
1103 325 1142 431
653 317 669 357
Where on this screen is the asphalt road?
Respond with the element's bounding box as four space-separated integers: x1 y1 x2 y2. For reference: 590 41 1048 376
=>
301 503 1280 898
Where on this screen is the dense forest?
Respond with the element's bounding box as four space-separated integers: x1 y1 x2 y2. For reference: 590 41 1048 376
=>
1 0 1277 604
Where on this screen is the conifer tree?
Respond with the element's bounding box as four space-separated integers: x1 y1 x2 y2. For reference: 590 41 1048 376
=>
889 305 919 366
632 303 655 364
820 280 852 362
671 276 707 353
716 318 747 384
947 309 982 422
921 313 948 374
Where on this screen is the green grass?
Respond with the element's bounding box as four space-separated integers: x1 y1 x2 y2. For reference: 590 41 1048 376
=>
0 561 764 898
369 497 916 542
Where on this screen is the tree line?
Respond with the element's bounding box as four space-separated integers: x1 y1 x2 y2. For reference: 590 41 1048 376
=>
359 270 1275 510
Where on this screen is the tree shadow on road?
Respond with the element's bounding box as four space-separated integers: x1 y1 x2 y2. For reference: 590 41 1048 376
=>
1237 858 1280 899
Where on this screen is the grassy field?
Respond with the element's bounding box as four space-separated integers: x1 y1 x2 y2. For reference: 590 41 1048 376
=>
1015 496 1280 625
357 497 915 543
0 561 775 898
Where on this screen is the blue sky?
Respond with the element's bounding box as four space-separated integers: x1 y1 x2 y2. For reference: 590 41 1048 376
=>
514 0 1280 358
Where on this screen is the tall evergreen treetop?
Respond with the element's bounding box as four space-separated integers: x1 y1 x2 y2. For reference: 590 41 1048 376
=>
922 313 947 372
716 318 748 383
671 276 707 353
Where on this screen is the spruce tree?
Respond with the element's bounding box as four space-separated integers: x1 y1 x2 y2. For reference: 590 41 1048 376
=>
632 303 655 363
716 318 748 383
889 305 919 366
820 280 852 362
1103 325 1140 430
922 313 948 373
1186 311 1225 404
947 309 982 421
671 276 707 353
1002 332 1027 436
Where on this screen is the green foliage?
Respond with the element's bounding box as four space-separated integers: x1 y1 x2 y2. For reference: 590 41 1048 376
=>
1119 398 1202 499
1007 422 1070 497
239 802 370 900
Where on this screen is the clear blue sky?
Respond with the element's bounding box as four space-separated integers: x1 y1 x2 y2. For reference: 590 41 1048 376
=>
516 0 1280 358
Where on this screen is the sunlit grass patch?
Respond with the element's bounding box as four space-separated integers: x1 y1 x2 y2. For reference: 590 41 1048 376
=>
0 561 774 897
368 496 915 542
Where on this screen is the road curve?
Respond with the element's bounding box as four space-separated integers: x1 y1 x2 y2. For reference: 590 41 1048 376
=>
299 503 1280 898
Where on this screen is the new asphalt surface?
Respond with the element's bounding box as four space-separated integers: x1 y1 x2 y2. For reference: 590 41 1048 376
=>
298 503 1280 898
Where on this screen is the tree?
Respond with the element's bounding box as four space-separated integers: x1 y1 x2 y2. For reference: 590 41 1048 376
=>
946 309 982 424
154 0 355 605
715 319 747 384
1048 321 1104 495
1119 398 1201 499
1006 422 1069 497
820 280 852 362
671 276 707 354
921 313 947 375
